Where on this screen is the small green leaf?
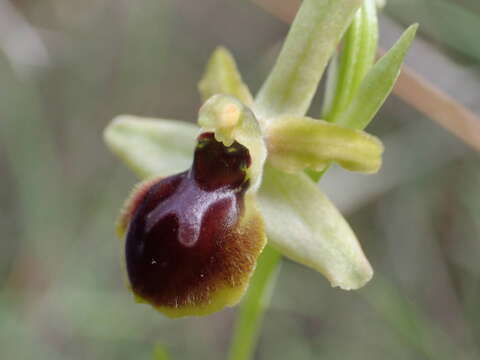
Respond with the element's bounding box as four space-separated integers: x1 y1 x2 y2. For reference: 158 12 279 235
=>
258 165 373 290
351 0 379 101
266 115 383 174
198 46 253 106
336 24 418 130
323 0 379 121
104 115 198 178
254 0 363 119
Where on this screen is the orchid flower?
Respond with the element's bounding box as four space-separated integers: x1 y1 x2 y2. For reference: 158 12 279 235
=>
104 0 417 318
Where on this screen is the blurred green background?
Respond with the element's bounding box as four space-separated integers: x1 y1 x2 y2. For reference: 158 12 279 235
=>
1 0 479 359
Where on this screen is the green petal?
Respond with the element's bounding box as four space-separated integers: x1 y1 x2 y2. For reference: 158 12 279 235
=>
254 0 363 119
198 46 253 106
258 165 373 290
336 24 418 130
104 115 198 178
266 115 383 174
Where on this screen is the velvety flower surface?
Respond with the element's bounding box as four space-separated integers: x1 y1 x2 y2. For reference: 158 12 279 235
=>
104 0 416 318
119 133 265 317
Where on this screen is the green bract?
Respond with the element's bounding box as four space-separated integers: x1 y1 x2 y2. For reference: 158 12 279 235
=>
104 0 417 317
323 0 379 122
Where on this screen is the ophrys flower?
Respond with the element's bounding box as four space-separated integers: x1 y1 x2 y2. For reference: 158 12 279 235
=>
104 0 417 318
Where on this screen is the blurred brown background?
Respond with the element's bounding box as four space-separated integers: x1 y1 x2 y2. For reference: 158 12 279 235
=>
1 0 479 359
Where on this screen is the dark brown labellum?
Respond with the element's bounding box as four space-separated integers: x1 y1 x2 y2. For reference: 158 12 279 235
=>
122 133 265 317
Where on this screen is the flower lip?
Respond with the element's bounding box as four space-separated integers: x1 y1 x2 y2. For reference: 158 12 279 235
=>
123 132 262 315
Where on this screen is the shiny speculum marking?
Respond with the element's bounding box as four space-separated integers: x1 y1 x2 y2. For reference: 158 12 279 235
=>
124 133 264 315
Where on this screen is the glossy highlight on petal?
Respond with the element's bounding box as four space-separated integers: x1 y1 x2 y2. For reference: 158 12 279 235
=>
121 133 266 317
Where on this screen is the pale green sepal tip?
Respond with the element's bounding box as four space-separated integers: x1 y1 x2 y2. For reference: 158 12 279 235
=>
258 165 373 290
266 115 384 174
198 46 253 106
254 0 363 119
104 115 199 179
336 24 418 130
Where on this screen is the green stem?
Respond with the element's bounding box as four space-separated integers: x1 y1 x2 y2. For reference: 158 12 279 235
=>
227 246 281 360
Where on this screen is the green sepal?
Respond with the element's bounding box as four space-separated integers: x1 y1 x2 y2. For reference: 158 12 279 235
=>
198 46 253 106
266 115 383 174
258 165 373 290
103 115 198 179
